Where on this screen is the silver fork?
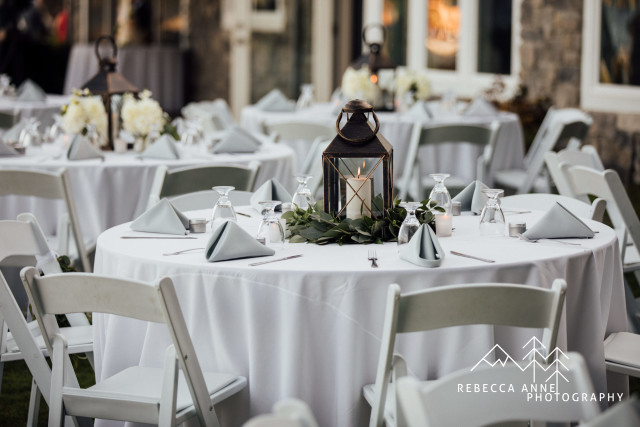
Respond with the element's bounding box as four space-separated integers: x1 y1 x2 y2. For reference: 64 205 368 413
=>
162 247 205 256
368 249 378 268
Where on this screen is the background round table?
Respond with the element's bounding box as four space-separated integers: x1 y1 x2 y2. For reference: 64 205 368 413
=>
0 143 294 245
93 209 626 427
0 94 68 127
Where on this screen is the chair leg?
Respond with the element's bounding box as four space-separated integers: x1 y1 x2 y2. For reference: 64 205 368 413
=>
0 361 4 394
27 377 41 427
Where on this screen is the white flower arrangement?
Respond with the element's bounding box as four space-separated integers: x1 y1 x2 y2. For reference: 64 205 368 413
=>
61 89 108 138
395 69 431 101
121 89 165 137
341 66 380 104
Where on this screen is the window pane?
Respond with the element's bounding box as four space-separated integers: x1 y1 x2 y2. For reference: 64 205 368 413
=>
426 0 459 71
600 1 640 85
383 0 407 66
477 0 512 74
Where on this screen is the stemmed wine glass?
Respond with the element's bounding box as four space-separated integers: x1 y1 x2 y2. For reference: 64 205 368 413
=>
211 186 237 229
256 200 285 249
291 174 315 209
428 173 452 213
397 202 422 246
479 189 506 237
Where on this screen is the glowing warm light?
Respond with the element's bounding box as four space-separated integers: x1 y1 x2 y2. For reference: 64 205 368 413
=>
426 0 459 57
357 166 361 179
370 74 378 84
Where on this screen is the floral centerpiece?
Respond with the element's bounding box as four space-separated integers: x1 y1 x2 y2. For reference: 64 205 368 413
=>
282 198 440 245
395 68 431 107
341 66 380 106
120 89 166 150
61 89 108 146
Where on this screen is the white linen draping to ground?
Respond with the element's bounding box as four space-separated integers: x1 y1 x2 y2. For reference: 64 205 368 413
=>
0 143 294 245
242 102 525 186
93 210 626 427
0 94 68 127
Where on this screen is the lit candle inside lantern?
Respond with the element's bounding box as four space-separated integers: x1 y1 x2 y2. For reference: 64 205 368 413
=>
346 165 372 219
435 213 452 237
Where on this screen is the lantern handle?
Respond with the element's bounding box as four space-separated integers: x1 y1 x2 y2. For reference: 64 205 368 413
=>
336 110 380 143
361 23 387 47
95 35 118 65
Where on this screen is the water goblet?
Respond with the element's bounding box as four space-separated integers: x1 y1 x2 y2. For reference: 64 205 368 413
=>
428 173 452 214
211 186 237 229
256 200 285 249
291 174 315 209
479 189 506 237
296 84 315 110
397 202 422 246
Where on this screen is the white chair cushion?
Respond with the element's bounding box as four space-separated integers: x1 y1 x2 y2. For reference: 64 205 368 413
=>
604 332 640 368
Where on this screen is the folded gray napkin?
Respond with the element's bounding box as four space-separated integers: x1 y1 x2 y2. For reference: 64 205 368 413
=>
140 134 181 159
256 88 296 112
251 178 292 212
523 202 595 240
205 220 275 262
452 180 489 214
463 97 498 117
130 198 189 235
2 120 26 144
16 79 46 102
67 134 104 160
399 224 444 268
405 100 433 119
211 125 261 154
0 141 20 156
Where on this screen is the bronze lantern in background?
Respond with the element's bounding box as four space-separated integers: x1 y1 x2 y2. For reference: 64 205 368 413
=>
351 23 395 84
323 99 394 220
82 35 139 150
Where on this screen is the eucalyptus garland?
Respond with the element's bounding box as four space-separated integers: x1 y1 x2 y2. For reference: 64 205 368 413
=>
282 198 441 245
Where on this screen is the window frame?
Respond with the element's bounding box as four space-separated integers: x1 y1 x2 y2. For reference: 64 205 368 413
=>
581 0 640 113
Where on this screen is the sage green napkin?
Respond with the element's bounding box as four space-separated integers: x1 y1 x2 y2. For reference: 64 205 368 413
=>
211 125 261 154
256 88 296 112
523 202 595 240
67 134 104 160
250 178 291 212
130 198 189 235
452 180 489 214
399 224 444 268
16 79 46 102
205 220 275 262
140 134 181 159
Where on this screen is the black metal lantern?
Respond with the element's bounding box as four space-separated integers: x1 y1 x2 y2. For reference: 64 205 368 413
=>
323 100 393 220
351 23 395 82
81 35 138 150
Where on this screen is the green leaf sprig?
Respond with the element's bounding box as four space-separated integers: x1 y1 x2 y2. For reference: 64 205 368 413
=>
282 197 443 245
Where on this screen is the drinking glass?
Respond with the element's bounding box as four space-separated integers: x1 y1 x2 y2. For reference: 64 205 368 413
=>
297 84 315 110
428 173 452 214
211 186 237 229
479 189 506 237
256 200 285 249
291 174 315 209
397 202 422 246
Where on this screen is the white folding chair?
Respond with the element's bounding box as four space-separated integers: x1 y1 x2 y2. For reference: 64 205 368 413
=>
243 398 319 427
396 352 600 427
148 161 261 209
365 280 567 427
580 397 640 427
168 190 253 211
0 168 92 272
397 120 500 201
545 145 604 198
493 107 593 194
0 213 92 427
501 193 606 222
21 267 247 427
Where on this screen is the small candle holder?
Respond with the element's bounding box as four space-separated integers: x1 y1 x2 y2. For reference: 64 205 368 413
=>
189 218 207 233
508 222 527 237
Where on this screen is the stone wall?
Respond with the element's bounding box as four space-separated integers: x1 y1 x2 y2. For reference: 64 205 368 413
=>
520 0 639 185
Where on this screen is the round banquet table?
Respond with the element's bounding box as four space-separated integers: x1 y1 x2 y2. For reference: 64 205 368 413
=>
242 102 524 186
0 143 294 245
0 94 68 127
93 209 626 427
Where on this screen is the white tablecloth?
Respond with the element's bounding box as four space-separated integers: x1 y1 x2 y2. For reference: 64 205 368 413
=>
64 44 185 114
93 210 626 426
0 95 68 127
0 143 294 245
242 102 525 186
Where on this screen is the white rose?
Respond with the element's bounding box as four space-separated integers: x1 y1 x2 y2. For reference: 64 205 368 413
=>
61 101 86 135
